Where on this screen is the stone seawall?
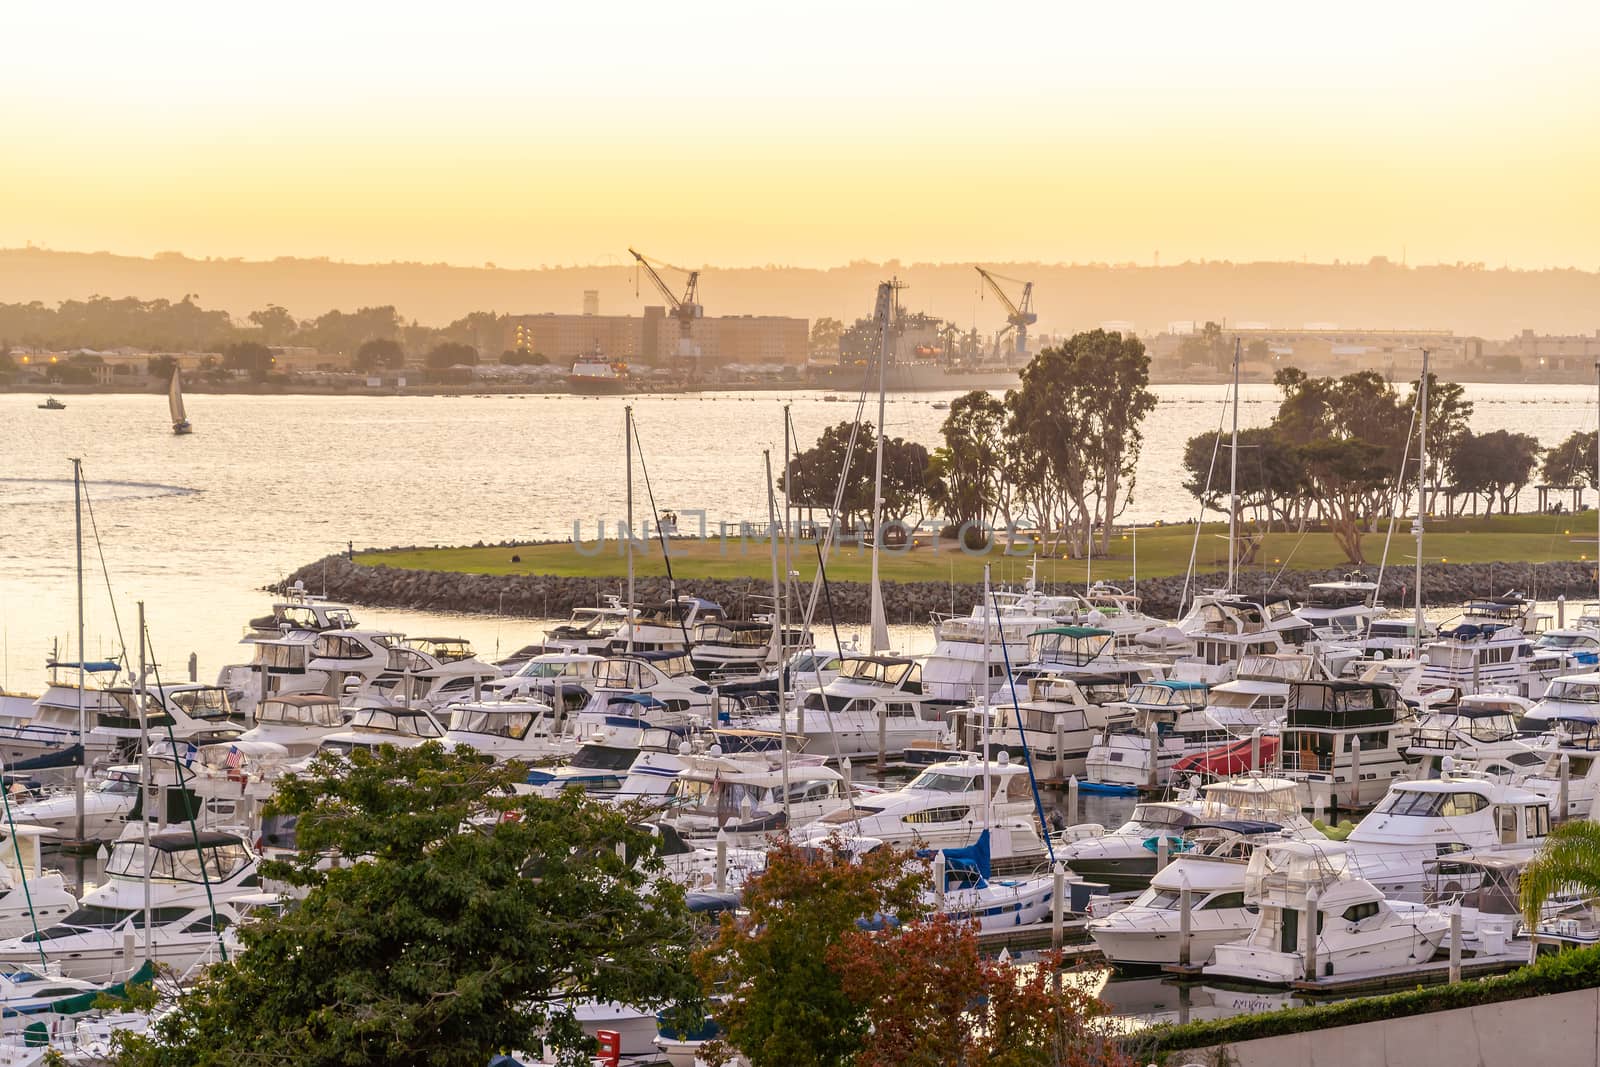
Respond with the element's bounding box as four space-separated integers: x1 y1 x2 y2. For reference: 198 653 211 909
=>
279 554 1600 623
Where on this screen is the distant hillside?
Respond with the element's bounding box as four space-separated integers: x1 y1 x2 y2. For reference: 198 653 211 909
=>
2 247 1597 339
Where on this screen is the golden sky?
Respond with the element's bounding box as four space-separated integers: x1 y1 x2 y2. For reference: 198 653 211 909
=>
5 1 1598 270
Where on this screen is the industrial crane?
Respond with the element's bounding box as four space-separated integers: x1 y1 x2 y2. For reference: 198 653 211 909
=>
628 247 703 367
974 266 1036 362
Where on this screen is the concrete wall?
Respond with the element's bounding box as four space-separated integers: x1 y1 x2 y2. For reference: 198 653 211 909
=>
1173 986 1600 1067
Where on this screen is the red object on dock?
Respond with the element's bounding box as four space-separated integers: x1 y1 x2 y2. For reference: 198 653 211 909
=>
594 1029 621 1067
1175 735 1279 776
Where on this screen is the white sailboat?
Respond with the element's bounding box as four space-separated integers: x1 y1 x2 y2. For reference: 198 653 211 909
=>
169 367 192 435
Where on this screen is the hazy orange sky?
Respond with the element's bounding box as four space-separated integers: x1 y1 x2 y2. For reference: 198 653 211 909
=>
5 2 1598 271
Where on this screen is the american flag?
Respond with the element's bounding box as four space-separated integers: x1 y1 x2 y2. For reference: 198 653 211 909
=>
224 746 243 771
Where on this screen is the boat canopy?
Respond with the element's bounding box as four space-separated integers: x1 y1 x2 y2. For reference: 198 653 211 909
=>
1286 680 1400 728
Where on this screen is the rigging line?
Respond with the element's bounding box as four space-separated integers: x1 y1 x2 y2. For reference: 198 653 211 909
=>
1180 386 1233 616
1371 385 1422 604
629 421 692 654
988 585 1054 864
813 542 848 663
0 773 48 968
144 628 228 963
78 474 129 672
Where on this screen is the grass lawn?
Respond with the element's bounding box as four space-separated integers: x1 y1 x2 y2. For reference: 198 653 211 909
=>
356 512 1600 584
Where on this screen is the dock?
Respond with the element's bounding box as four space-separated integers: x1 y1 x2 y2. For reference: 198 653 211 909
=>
1161 949 1529 995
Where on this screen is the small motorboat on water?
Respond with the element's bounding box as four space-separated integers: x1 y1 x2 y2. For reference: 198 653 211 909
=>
37 397 65 410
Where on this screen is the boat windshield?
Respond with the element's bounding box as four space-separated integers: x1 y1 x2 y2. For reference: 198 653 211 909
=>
1545 680 1600 704
93 775 139 796
171 687 233 721
26 905 198 940
346 710 444 738
1130 804 1193 828
906 770 984 793
568 745 638 772
106 841 249 882
1372 789 1490 818
515 658 595 680
255 699 342 727
449 708 536 739
838 659 920 690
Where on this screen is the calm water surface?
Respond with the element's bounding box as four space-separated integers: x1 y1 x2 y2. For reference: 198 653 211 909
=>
2 384 1594 692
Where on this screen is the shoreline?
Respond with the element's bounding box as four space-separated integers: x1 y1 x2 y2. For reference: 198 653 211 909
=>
281 552 1600 623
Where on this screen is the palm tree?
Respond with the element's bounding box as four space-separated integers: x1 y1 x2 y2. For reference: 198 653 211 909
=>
1519 820 1600 947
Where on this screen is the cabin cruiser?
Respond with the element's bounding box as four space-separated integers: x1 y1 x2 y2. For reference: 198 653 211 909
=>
9 766 141 840
0 660 124 771
795 755 1053 872
746 656 942 760
1418 596 1567 699
920 604 1054 705
1403 693 1542 781
1295 580 1381 640
0 823 77 937
577 651 716 729
1337 770 1552 901
1353 614 1434 661
1535 626 1600 662
932 830 1060 932
315 706 448 757
238 694 348 758
1204 839 1449 986
658 750 852 846
1085 680 1211 789
218 627 394 718
609 596 725 655
1087 821 1289 966
1514 706 1600 821
0 827 262 980
442 698 577 762
1147 593 1305 661
1058 776 1312 892
689 619 791 680
1080 583 1165 647
1277 680 1414 809
524 724 693 802
544 598 632 655
358 637 499 710
242 587 358 641
481 652 600 711
94 683 246 750
955 673 1133 775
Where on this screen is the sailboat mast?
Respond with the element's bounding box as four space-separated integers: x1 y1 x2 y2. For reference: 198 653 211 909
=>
625 405 635 654
72 458 87 844
868 282 893 653
765 449 790 828
1227 338 1240 593
138 601 152 952
980 564 992 831
1594 361 1599 606
1414 350 1429 658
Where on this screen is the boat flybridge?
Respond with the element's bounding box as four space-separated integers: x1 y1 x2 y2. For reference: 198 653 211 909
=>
316 706 448 757
658 749 852 846
94 683 247 749
242 585 358 641
481 652 600 710
1277 680 1414 809
0 827 262 981
689 619 792 680
544 597 633 655
358 636 499 710
1295 579 1381 640
577 651 716 730
218 627 395 718
1402 692 1541 781
795 753 1052 872
1085 680 1211 790
609 596 725 655
1204 840 1450 987
920 603 1056 706
954 672 1135 775
1418 596 1568 699
237 693 347 758
442 697 578 763
747 655 943 761
1058 776 1314 892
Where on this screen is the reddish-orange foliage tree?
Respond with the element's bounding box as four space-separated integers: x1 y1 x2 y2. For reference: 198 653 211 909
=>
835 916 1134 1067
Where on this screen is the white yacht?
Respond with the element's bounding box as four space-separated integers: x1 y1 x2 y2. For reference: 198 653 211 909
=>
963 673 1132 775
1294 579 1380 641
442 698 578 762
0 660 124 771
1058 776 1312 892
932 830 1060 931
316 706 448 757
1085 680 1211 789
1354 614 1434 660
359 637 500 710
658 750 852 846
577 651 716 729
1277 680 1414 809
10 766 141 841
524 723 692 802
481 652 600 711
0 827 260 980
795 755 1052 871
1419 597 1567 699
95 683 247 750
1338 771 1552 900
920 603 1051 706
1205 839 1450 986
1403 693 1541 781
689 619 788 679
238 694 348 758
243 587 358 641
750 656 942 760
609 596 725 655
219 627 394 718
544 598 632 655
0 823 77 937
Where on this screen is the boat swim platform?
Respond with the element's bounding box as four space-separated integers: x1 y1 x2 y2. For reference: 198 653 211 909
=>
1161 949 1528 994
972 917 1099 956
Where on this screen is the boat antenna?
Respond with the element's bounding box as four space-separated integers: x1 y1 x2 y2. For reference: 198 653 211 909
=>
764 450 790 829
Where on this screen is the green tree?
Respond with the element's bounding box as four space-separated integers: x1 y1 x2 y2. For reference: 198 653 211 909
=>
926 390 1012 542
426 341 479 369
1450 429 1540 515
1521 820 1600 932
222 341 275 378
1412 373 1473 512
1543 431 1598 491
1182 426 1307 529
693 837 928 1067
116 744 699 1067
145 354 177 380
353 337 405 372
247 305 298 343
1177 320 1229 373
1299 436 1391 562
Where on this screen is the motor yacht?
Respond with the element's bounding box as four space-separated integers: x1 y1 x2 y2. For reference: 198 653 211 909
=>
94 683 247 750
544 598 632 655
956 673 1132 775
1204 839 1449 986
442 698 578 763
481 652 600 711
358 637 500 710
315 706 448 757
1403 692 1542 781
1418 596 1568 699
1277 680 1414 809
218 627 394 719
524 723 694 802
746 656 943 760
920 604 1052 706
1058 776 1313 892
932 830 1060 931
1294 579 1380 641
689 619 792 680
0 660 124 772
0 828 261 981
609 596 725 655
1085 680 1211 789
242 586 358 641
0 823 77 937
237 694 348 758
658 750 852 846
577 651 716 728
9 766 140 841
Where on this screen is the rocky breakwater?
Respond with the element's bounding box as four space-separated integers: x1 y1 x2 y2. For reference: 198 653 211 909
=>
278 554 1600 624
